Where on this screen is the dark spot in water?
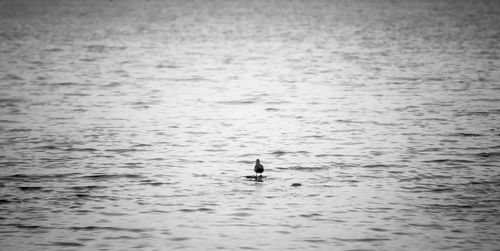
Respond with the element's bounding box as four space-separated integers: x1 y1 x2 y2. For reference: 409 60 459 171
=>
363 164 390 168
156 64 180 69
70 185 106 191
291 183 302 187
2 74 23 80
270 150 288 157
65 147 98 152
81 173 144 180
217 100 255 105
105 148 142 153
51 242 84 247
299 213 321 218
34 145 59 150
0 98 24 104
169 237 190 241
69 226 151 233
304 239 326 243
44 48 64 52
52 82 79 86
75 193 90 198
370 227 388 232
331 237 391 242
450 133 483 137
476 152 500 158
265 107 279 111
0 199 12 204
179 208 213 213
104 82 121 87
423 159 474 164
16 225 45 229
18 186 43 191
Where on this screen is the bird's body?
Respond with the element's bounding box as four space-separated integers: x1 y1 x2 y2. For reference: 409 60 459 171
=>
254 159 264 179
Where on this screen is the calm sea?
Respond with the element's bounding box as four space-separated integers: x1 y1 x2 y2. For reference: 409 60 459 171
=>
1 0 499 250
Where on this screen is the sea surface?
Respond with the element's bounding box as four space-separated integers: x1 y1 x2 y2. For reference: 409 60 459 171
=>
1 0 500 250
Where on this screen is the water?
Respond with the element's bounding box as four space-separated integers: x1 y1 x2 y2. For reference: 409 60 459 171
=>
1 0 500 250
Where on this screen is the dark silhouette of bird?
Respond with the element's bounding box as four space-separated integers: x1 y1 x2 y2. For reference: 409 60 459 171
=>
254 159 264 179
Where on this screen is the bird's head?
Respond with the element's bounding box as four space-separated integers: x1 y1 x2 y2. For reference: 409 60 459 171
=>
256 159 260 163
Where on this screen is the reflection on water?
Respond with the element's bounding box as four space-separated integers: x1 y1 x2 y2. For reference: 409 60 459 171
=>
1 0 499 250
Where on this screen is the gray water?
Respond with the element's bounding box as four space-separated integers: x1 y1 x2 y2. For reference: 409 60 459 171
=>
1 0 500 250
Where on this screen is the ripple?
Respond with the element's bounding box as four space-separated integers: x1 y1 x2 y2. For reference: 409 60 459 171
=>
331 237 391 242
81 173 145 180
51 242 85 247
69 226 152 233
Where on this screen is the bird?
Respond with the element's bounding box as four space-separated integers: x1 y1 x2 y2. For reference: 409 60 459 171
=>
254 159 264 179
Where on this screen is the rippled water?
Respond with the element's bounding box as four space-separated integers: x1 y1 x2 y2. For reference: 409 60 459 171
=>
1 0 500 250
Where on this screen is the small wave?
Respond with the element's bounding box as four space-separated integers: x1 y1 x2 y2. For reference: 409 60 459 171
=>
299 213 322 218
289 166 329 171
2 74 23 81
1 173 79 182
85 44 126 52
51 242 84 247
34 145 58 150
335 119 361 124
340 179 360 183
156 64 180 69
265 101 290 104
104 236 141 240
18 186 44 191
369 227 389 232
0 199 14 204
331 237 391 242
423 203 473 209
80 58 99 62
105 148 143 153
179 208 214 213
139 179 170 186
0 120 19 123
304 239 326 243
394 105 419 111
65 147 98 152
69 226 151 233
51 82 80 86
100 212 129 216
265 107 280 111
103 82 121 87
238 153 257 157
400 185 454 193
69 185 107 191
0 98 24 103
237 160 254 164
64 92 90 97
228 212 252 217
362 164 390 168
270 150 306 157
270 150 287 156
455 111 490 117
168 237 190 241
449 132 483 137
167 77 215 83
476 152 500 158
8 128 31 132
304 135 324 139
423 159 474 164
315 153 361 157
81 173 144 180
407 223 445 229
217 100 255 105
44 48 64 52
